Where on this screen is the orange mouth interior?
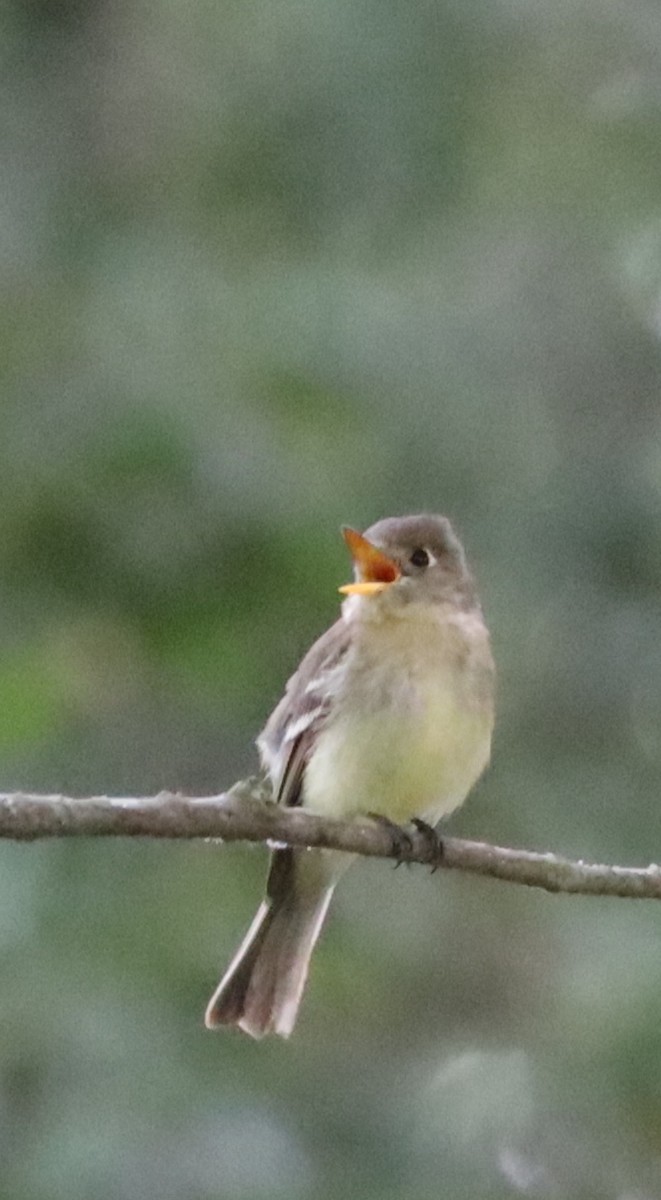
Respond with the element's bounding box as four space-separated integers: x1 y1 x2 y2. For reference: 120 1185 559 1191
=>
338 528 400 596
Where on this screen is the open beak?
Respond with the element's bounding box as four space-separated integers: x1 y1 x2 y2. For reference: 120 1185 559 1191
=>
338 527 401 596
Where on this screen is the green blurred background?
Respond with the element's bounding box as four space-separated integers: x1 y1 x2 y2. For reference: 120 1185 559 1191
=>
2 0 661 1196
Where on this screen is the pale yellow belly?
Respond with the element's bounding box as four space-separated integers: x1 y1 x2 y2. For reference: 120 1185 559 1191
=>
303 686 492 825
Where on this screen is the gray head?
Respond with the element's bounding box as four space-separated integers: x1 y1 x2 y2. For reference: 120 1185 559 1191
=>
340 513 478 612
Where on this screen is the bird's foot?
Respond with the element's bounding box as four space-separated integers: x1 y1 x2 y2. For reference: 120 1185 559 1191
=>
367 813 414 866
411 818 444 871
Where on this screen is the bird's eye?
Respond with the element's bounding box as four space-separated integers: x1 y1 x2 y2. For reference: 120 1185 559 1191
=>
409 547 429 568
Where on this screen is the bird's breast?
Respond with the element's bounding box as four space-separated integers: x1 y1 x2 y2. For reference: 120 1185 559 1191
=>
303 610 494 824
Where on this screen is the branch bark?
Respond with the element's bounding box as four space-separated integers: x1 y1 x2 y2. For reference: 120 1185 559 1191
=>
0 780 658 900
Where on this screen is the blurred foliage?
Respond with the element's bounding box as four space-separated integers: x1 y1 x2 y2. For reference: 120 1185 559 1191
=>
2 0 661 1195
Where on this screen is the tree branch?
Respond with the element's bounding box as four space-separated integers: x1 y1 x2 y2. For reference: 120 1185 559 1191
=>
0 780 658 900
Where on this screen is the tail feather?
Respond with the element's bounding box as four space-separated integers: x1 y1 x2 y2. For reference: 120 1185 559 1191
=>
205 849 336 1038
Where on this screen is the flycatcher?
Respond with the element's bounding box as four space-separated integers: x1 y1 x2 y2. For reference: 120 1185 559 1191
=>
205 514 495 1038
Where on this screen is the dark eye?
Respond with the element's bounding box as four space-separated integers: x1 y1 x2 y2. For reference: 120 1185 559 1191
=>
409 547 429 568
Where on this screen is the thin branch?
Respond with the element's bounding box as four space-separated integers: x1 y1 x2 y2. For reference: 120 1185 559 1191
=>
0 780 658 900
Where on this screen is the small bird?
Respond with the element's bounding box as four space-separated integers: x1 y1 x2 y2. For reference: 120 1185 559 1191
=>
205 514 495 1038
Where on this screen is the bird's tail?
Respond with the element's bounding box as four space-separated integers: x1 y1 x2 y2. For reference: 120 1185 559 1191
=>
204 849 337 1039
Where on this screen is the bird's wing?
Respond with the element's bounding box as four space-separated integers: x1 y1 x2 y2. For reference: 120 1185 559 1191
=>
257 617 351 809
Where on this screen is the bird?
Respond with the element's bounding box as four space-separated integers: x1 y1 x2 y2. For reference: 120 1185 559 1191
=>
204 514 495 1038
